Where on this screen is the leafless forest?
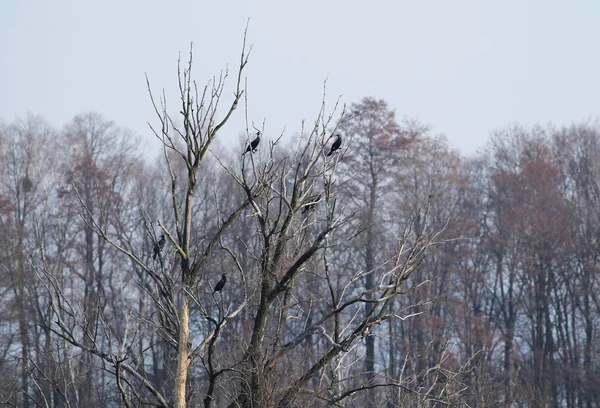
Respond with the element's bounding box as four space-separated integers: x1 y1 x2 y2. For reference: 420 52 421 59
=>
1 43 600 408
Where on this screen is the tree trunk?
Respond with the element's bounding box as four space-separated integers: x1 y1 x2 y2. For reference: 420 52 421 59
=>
365 181 377 385
16 289 30 408
174 291 190 408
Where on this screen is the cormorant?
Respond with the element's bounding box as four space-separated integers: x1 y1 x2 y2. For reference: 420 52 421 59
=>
153 234 165 260
213 273 227 293
301 194 322 214
326 134 342 157
243 131 261 155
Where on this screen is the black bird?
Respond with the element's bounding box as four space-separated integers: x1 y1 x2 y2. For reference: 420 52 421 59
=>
243 131 261 155
153 234 165 260
213 273 227 293
301 194 322 214
326 134 342 157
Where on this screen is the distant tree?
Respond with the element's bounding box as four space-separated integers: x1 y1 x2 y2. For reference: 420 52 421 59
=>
336 97 414 386
552 123 600 406
0 115 55 408
394 134 469 397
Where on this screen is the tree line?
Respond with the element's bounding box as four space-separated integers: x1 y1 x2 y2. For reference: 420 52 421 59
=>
1 45 599 408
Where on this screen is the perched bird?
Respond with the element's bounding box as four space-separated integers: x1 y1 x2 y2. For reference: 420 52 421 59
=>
153 234 165 260
326 134 342 157
243 131 261 155
213 273 227 293
301 194 322 214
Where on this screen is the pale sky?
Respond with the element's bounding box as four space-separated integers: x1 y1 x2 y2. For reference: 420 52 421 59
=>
2 1 599 156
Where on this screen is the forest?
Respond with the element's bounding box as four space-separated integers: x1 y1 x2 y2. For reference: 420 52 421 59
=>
1 43 600 408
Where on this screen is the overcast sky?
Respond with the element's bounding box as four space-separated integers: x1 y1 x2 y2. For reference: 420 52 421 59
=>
2 1 599 156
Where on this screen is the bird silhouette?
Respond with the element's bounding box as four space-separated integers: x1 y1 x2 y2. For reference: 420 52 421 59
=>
326 134 342 157
301 194 322 214
213 273 227 293
243 131 261 155
153 234 165 260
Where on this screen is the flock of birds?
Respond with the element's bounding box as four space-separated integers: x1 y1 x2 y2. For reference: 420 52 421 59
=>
152 132 343 294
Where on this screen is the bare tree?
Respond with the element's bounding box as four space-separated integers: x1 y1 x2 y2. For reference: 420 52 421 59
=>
24 33 455 408
336 97 415 387
0 115 56 407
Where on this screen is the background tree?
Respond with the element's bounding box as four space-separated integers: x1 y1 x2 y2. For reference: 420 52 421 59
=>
337 97 414 387
0 115 59 407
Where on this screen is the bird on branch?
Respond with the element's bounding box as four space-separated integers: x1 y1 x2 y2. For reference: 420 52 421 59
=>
213 273 227 293
243 131 261 155
153 234 165 260
301 194 322 214
326 134 342 157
